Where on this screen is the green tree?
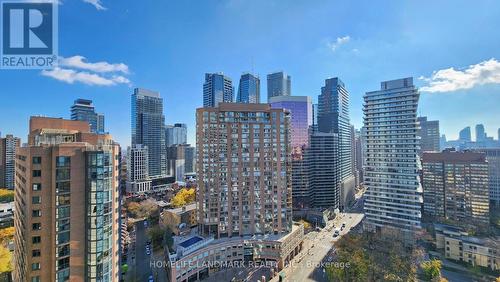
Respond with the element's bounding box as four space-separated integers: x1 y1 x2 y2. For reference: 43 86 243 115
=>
163 226 174 251
421 259 442 281
147 226 165 249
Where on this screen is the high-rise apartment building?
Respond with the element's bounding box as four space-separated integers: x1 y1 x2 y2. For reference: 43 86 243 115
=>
475 148 500 207
131 88 167 178
270 96 312 208
70 99 105 134
476 124 486 142
422 150 490 228
237 73 260 103
196 103 292 238
459 126 472 142
267 71 291 101
363 77 422 232
354 129 364 185
166 123 187 147
203 73 234 107
0 134 20 189
13 117 120 282
417 116 440 154
126 145 152 194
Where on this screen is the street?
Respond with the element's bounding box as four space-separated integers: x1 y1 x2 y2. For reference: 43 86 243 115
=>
271 195 365 282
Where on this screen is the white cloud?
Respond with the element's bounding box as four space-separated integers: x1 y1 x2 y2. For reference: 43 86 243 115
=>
327 36 351 52
41 67 130 86
40 56 131 86
83 0 106 10
59 56 129 74
420 58 500 93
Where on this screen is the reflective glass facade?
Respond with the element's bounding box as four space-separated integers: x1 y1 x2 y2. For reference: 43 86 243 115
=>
237 73 260 103
131 88 167 177
86 151 114 282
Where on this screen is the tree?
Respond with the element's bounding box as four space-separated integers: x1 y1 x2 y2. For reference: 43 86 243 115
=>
421 259 442 281
298 219 311 230
171 188 195 208
0 227 14 245
0 245 12 273
148 226 165 249
0 189 14 203
325 232 421 282
163 226 174 251
126 200 159 219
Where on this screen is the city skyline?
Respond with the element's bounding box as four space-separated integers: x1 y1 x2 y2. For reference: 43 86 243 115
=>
1 1 500 147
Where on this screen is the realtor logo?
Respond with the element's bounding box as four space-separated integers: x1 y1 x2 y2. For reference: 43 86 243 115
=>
1 1 58 69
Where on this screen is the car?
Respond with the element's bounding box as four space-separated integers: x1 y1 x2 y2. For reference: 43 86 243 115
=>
146 250 151 255
143 220 148 227
333 230 340 237
148 275 154 282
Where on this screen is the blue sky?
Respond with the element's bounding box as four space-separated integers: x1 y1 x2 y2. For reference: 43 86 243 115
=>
1 0 500 147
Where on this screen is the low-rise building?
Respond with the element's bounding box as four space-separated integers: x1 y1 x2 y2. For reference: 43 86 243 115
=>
165 223 304 282
160 203 197 235
435 224 499 270
0 201 14 228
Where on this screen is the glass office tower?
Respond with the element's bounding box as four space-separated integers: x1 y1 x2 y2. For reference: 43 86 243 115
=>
237 73 260 103
267 71 291 101
203 73 234 107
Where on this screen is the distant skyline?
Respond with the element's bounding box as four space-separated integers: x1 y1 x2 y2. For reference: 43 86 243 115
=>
1 0 500 146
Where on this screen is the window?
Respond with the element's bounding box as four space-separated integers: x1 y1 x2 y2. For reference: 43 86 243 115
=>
31 276 41 282
56 182 70 193
56 169 70 181
32 210 41 217
32 223 41 230
32 236 41 244
32 249 41 257
31 263 41 270
32 170 41 177
58 244 70 257
32 183 42 191
56 156 71 167
57 257 70 270
32 157 42 164
57 232 70 244
57 206 70 218
57 219 70 232
32 196 41 204
57 195 70 205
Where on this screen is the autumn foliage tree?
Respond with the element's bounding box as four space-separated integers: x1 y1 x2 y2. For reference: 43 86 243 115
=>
0 226 14 274
126 200 159 219
421 259 443 281
170 188 195 207
326 232 421 282
0 189 14 203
